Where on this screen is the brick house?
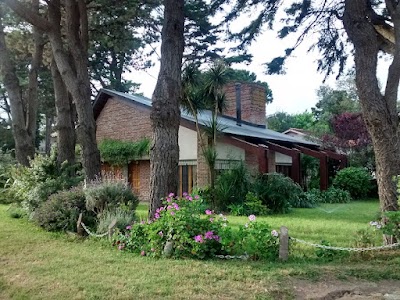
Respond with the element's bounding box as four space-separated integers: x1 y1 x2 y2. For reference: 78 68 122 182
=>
93 82 346 201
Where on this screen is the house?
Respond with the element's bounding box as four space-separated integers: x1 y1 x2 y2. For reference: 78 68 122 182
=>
93 82 346 201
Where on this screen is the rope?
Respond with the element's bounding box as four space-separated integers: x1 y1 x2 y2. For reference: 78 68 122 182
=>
290 237 400 252
80 222 109 238
215 254 249 260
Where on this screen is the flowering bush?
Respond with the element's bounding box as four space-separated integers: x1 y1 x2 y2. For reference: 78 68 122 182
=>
113 194 280 261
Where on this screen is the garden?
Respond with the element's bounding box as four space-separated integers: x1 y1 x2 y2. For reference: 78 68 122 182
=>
1 152 400 299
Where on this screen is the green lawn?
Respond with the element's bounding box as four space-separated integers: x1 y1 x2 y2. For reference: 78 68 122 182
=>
1 201 399 300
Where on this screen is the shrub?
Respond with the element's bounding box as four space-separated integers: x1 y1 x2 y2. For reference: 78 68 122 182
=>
227 192 269 216
34 187 96 232
113 194 280 261
322 187 352 203
113 194 222 259
293 191 319 208
253 173 303 214
213 162 252 210
9 154 82 214
220 215 279 260
84 181 139 216
0 151 15 204
302 187 352 204
382 211 400 241
333 167 372 199
96 207 136 234
7 204 26 219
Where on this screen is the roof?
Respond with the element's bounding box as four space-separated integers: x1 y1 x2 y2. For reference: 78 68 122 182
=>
93 89 319 147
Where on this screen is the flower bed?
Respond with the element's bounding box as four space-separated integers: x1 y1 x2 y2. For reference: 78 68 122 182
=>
113 193 279 260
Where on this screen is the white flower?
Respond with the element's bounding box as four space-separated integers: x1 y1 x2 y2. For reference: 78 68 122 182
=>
222 223 227 227
219 213 224 217
376 224 382 229
223 217 227 221
369 221 378 226
244 223 249 228
271 230 279 237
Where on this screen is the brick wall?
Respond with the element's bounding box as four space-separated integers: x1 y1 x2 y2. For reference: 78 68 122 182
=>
96 97 152 142
96 97 152 201
223 82 266 126
196 131 210 187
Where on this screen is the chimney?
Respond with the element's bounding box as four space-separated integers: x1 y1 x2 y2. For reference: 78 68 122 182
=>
235 83 242 126
222 82 266 127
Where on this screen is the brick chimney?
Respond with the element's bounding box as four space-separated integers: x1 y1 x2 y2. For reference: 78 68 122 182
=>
222 82 266 127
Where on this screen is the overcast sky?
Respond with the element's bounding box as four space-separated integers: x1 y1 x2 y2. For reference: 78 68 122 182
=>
127 26 391 116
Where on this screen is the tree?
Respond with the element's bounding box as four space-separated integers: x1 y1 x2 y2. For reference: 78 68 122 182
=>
0 4 43 166
149 0 185 217
88 0 159 93
5 0 101 179
267 111 315 132
217 0 399 219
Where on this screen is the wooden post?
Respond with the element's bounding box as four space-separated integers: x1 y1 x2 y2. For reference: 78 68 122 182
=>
279 226 289 261
77 213 84 237
108 218 117 240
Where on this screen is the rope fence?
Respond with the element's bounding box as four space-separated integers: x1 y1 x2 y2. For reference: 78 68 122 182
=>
76 213 117 240
279 226 400 261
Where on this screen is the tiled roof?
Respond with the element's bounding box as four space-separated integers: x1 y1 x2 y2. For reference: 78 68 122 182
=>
94 89 319 147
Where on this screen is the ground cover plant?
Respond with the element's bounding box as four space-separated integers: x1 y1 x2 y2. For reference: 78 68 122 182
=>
1 200 399 300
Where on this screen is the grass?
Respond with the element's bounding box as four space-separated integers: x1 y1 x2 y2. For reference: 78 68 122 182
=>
1 201 399 300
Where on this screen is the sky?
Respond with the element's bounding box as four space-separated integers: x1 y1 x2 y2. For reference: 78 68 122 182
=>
127 22 391 116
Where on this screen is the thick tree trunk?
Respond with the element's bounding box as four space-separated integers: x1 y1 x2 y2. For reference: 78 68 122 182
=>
343 1 400 216
44 115 53 156
0 7 35 165
50 60 76 165
149 0 184 217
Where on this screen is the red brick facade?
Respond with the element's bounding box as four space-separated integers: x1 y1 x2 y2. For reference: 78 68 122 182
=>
96 97 152 142
96 97 152 201
223 82 266 126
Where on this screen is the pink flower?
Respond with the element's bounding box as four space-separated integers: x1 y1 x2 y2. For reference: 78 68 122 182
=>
213 235 221 242
154 213 160 219
170 211 175 216
159 207 165 211
248 214 256 222
194 195 200 199
166 197 172 203
205 209 212 215
204 231 214 239
271 230 279 237
140 220 145 225
194 235 203 243
168 193 175 197
183 192 188 197
118 244 125 250
151 248 155 252
158 231 163 237
126 225 132 230
209 218 214 222
188 196 193 201
172 203 180 210
167 205 173 210
141 250 146 256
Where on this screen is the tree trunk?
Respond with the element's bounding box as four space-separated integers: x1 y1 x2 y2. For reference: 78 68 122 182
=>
3 0 100 178
44 115 53 156
0 7 35 165
47 0 100 179
343 1 400 217
50 59 76 165
149 0 184 217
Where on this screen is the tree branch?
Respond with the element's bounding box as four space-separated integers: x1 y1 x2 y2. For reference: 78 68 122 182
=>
2 0 51 32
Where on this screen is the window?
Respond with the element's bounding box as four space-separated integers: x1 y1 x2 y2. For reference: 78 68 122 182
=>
178 165 197 196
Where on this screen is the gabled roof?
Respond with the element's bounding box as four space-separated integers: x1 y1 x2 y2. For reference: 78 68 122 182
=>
93 89 319 147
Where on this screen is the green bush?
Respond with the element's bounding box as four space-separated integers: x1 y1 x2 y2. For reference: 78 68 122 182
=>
96 207 136 234
213 162 252 210
34 187 96 232
227 192 269 216
253 173 303 214
302 187 352 204
293 192 319 208
333 167 372 199
9 154 82 214
0 151 16 204
7 204 26 219
113 194 280 261
84 181 139 216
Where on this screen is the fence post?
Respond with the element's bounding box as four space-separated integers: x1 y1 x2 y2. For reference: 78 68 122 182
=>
108 219 117 240
279 226 289 261
77 213 84 237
